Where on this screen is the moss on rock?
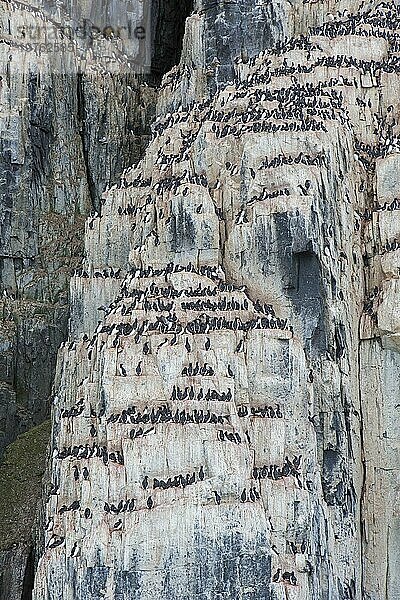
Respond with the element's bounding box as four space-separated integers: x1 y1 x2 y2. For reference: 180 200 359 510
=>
0 420 51 551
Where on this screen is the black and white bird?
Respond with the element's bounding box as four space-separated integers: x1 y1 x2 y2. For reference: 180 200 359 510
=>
113 519 123 531
236 339 244 353
70 541 80 558
48 535 65 549
135 362 142 376
212 491 221 505
119 364 127 377
272 569 281 583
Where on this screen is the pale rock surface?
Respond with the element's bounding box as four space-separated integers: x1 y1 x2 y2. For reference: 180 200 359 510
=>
31 2 400 600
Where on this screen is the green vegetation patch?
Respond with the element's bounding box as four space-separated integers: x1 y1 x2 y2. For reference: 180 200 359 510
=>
0 420 51 550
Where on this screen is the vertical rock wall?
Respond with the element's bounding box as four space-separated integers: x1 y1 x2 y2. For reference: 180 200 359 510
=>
0 0 155 459
1 0 399 598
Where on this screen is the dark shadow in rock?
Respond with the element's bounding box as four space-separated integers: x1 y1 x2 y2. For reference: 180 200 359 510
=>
150 0 194 83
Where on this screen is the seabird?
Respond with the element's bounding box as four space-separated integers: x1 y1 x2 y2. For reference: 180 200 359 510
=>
135 362 142 376
113 519 123 531
147 496 154 509
119 364 127 377
142 476 149 490
48 536 64 549
272 568 280 583
240 489 247 502
212 491 221 505
236 339 244 352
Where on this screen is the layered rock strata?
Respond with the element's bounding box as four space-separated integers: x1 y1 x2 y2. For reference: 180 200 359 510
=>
23 0 400 598
0 0 163 456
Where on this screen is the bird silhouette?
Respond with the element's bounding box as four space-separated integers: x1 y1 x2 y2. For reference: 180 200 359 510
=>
272 569 280 583
212 491 221 505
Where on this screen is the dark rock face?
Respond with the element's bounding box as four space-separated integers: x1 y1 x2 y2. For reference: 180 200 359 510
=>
150 0 194 82
200 0 285 90
0 421 51 600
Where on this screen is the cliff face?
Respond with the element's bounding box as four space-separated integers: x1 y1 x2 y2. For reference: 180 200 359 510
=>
0 1 159 596
0 0 156 458
2 0 400 598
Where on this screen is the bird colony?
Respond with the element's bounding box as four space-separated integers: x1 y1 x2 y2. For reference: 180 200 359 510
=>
33 2 400 599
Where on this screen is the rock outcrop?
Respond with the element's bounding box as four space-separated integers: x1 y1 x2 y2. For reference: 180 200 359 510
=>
0 0 157 459
3 0 400 598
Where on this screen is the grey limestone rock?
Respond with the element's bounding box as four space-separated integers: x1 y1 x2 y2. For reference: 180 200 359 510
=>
1 0 400 599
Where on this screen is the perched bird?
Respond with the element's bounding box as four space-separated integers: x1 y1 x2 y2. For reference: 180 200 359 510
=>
227 364 234 378
272 568 281 583
199 465 205 481
113 519 123 531
236 339 244 352
70 541 80 558
119 364 127 377
48 536 64 549
212 490 221 505
240 489 247 502
142 476 149 490
147 496 154 509
135 362 142 376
